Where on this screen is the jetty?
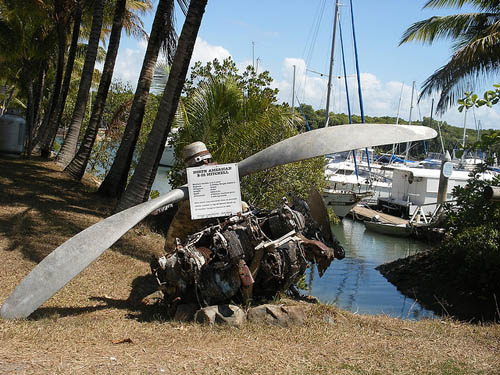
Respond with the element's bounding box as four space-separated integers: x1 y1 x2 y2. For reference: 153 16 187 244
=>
350 205 408 225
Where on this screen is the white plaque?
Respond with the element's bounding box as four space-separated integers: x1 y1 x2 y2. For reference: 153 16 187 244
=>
442 161 453 178
187 163 242 220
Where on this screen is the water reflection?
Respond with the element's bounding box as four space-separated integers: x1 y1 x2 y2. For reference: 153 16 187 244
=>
151 166 172 195
309 218 434 320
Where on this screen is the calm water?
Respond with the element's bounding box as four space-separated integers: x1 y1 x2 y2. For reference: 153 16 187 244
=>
309 218 435 320
88 156 433 320
151 166 172 195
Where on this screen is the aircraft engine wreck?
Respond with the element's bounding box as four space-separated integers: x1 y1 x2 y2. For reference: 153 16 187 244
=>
149 196 345 315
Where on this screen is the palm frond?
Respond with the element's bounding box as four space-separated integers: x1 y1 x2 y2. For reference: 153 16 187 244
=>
151 61 170 95
176 0 189 16
400 13 488 44
424 0 500 12
420 30 500 112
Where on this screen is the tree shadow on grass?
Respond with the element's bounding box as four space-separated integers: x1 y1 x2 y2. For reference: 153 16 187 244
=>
29 274 167 322
0 157 162 265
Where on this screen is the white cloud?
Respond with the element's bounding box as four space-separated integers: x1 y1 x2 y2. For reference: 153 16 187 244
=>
275 57 500 131
190 37 231 67
112 43 148 87
112 37 231 89
111 39 500 131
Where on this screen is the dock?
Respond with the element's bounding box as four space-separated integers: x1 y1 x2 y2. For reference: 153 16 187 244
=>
350 205 408 225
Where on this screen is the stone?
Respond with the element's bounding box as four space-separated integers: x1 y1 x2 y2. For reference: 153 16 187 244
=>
141 290 164 306
194 304 246 327
247 304 306 327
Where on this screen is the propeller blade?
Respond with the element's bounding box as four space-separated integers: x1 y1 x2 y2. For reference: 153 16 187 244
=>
1 123 436 319
0 187 188 319
307 186 333 245
238 124 436 176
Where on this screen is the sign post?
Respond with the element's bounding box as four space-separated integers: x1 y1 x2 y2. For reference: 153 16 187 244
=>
437 152 452 204
186 163 242 220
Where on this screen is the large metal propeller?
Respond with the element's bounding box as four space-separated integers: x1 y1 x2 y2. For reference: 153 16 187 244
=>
1 123 437 319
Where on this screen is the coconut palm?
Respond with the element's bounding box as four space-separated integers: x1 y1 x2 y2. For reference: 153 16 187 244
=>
63 0 128 180
97 0 180 198
116 0 208 211
38 0 152 156
0 0 57 155
55 0 104 167
37 0 82 157
64 0 153 180
400 0 500 113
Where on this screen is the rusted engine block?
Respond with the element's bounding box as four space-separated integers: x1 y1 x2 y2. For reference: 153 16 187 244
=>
150 198 345 312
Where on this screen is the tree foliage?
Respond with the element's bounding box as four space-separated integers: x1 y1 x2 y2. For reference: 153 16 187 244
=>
170 58 325 209
84 80 160 180
457 84 500 161
436 85 500 303
439 162 500 298
400 0 500 113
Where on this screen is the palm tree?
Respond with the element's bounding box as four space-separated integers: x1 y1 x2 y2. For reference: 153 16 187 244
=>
0 0 57 155
97 0 178 198
55 0 104 167
37 0 82 157
116 0 208 211
63 0 153 180
400 0 500 113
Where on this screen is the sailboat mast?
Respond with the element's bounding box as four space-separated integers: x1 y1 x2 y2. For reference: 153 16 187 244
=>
405 81 415 161
392 82 404 159
325 0 340 127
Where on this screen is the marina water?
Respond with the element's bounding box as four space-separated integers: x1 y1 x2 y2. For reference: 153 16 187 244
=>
120 166 436 320
309 218 435 320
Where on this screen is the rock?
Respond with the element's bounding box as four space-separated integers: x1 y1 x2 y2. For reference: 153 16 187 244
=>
174 303 198 321
194 304 246 327
141 290 164 306
247 304 306 327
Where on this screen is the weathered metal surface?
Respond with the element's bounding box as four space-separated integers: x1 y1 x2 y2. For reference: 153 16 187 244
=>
238 124 437 177
151 197 338 310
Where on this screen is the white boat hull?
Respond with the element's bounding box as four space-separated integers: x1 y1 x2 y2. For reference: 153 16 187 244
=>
363 221 411 237
322 189 373 218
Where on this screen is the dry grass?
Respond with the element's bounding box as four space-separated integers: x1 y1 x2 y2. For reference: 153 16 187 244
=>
1 156 499 374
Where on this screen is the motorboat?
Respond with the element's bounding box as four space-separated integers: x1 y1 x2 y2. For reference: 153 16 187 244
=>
363 220 411 237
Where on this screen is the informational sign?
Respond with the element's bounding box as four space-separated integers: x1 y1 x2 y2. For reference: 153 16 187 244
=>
442 161 453 178
186 163 242 220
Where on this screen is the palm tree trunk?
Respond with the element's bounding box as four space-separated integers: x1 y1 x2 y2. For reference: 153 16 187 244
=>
35 0 71 158
98 0 174 198
25 78 35 158
116 0 208 212
3 87 15 113
33 61 48 135
39 2 83 157
65 0 126 181
34 39 66 157
55 0 104 167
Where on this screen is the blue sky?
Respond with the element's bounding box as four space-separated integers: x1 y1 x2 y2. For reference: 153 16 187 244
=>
112 0 500 131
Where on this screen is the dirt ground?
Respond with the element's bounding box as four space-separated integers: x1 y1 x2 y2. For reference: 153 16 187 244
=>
0 157 499 374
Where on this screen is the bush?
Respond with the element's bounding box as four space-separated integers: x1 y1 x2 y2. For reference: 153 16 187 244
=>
438 225 500 295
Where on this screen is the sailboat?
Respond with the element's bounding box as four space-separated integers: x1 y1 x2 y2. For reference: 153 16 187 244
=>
320 0 377 218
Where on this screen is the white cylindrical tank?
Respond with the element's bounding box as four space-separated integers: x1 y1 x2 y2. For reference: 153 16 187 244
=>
0 113 26 154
